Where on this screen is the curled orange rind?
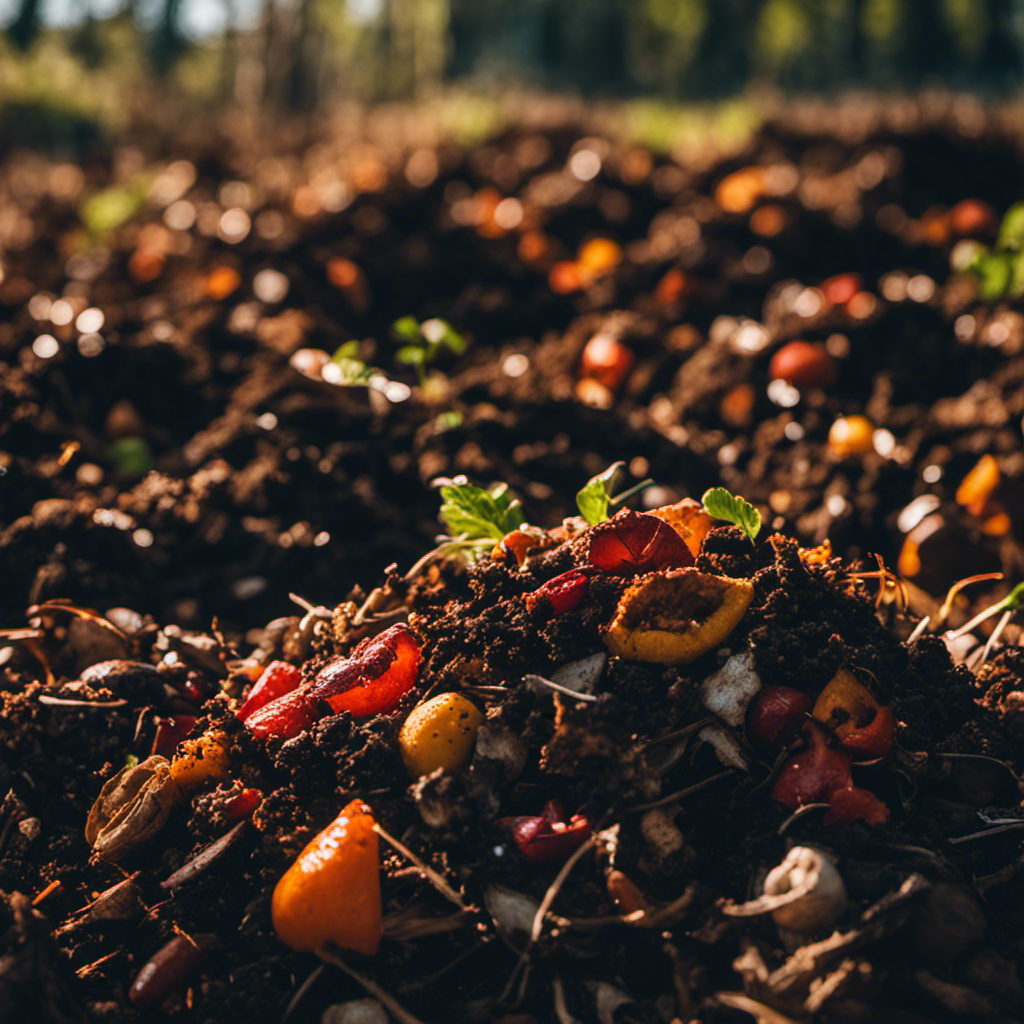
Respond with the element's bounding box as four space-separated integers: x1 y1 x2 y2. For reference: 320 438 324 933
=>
647 499 715 558
605 568 754 664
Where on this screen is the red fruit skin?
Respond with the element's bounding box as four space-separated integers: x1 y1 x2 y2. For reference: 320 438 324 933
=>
244 687 318 740
768 342 838 389
746 686 813 751
770 722 853 810
152 715 198 759
587 509 694 574
821 273 861 307
526 569 592 615
237 661 304 722
307 623 422 717
839 704 895 760
823 786 890 825
503 801 593 864
224 787 263 823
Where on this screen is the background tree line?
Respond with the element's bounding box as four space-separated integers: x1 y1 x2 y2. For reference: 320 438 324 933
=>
3 0 1024 109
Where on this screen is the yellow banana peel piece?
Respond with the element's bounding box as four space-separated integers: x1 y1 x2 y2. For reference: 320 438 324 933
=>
605 567 754 664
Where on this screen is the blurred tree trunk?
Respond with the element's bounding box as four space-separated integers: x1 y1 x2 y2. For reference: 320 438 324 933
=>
983 0 1022 87
6 0 42 51
150 0 187 75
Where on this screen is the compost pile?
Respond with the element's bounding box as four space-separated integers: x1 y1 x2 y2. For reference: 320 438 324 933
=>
2 106 1024 637
2 488 1024 1024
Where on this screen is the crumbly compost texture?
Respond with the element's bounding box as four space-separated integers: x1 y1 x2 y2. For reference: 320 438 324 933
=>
2 521 1024 1023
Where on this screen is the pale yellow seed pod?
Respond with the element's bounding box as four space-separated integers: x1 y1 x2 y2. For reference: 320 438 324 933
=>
399 693 484 779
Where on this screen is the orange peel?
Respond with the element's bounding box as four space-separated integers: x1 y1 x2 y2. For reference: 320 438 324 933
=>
605 568 754 664
647 498 715 558
271 799 382 955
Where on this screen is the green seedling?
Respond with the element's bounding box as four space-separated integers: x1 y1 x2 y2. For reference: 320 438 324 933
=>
392 317 467 383
701 487 762 545
106 437 155 479
576 461 655 526
968 202 1024 300
327 341 379 387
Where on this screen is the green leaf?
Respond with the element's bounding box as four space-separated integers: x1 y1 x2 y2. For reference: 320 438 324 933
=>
395 346 426 366
435 410 464 431
701 487 762 545
391 316 424 345
576 462 625 526
106 437 155 479
437 321 467 356
974 252 1013 300
438 480 524 542
997 202 1024 252
80 183 146 235
331 340 361 362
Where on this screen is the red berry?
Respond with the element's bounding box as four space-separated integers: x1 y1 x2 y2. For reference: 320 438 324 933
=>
821 272 861 307
769 341 838 389
580 334 635 391
224 787 263 823
746 686 812 751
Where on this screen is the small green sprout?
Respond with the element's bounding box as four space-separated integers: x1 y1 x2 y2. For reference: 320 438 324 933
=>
392 317 467 383
437 477 524 543
576 461 656 526
701 487 762 545
326 341 379 387
106 437 155 479
80 181 148 236
968 202 1024 300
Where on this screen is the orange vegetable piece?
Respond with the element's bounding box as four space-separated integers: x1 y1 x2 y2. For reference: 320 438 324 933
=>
828 416 874 459
955 454 1000 518
271 799 382 955
577 238 623 279
206 266 241 301
605 568 754 664
715 166 765 214
812 669 894 760
549 260 583 294
647 498 715 558
168 729 231 796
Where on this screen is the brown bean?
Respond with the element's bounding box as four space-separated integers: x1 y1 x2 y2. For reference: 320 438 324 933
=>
129 934 213 1009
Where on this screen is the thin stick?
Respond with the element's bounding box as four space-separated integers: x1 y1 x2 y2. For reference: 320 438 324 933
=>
948 821 1024 845
523 674 598 703
641 717 716 749
317 947 427 1024
948 601 1014 641
373 823 466 910
282 964 324 1021
630 770 734 812
32 879 61 905
531 835 596 942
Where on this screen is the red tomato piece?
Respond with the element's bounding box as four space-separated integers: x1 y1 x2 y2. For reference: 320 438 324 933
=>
307 623 422 718
823 786 890 825
502 800 593 864
244 687 318 740
526 568 592 615
769 722 853 810
237 661 303 722
224 787 263 823
587 509 694 574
